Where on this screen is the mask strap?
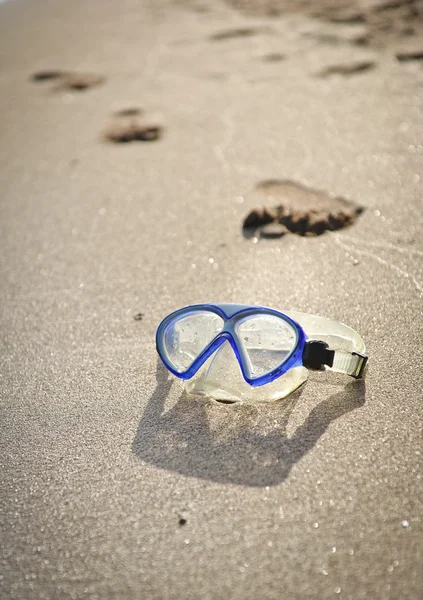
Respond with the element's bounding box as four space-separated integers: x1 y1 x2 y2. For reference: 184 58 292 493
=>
330 349 367 378
285 310 368 378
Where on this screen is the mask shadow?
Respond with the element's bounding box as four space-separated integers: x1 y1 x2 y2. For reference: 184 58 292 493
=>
132 359 366 487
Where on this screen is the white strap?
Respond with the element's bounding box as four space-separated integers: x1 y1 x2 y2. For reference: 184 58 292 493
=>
331 349 367 378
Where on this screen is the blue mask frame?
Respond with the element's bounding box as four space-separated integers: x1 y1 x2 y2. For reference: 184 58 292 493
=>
156 303 307 387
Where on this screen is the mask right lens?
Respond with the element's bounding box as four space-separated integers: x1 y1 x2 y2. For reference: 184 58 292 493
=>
236 314 298 379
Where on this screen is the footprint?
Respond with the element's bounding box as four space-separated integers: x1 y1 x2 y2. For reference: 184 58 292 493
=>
56 73 105 91
103 109 162 143
31 70 65 82
114 108 143 117
261 52 285 62
30 70 105 91
104 123 161 143
305 27 370 47
209 26 270 41
326 10 366 24
395 47 423 61
317 60 375 77
371 0 415 13
242 180 364 238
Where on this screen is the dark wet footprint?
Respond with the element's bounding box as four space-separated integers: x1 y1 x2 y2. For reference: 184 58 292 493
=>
31 70 65 82
305 30 370 47
326 10 366 24
210 26 271 41
261 52 285 62
395 47 423 62
104 123 161 143
103 109 162 143
114 108 143 117
30 70 105 91
243 180 364 238
317 60 375 77
56 73 105 91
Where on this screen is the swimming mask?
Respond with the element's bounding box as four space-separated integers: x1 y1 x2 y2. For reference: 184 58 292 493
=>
156 304 368 403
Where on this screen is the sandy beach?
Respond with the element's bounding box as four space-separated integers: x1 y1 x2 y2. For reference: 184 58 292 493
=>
1 0 423 598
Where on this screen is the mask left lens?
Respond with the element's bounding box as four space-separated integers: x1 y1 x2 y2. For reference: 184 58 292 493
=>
162 310 224 373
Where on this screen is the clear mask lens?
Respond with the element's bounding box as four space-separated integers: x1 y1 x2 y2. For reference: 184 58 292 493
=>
235 314 298 379
162 311 224 373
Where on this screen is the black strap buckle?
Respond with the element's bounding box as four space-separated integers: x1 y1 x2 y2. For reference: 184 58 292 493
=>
302 340 335 371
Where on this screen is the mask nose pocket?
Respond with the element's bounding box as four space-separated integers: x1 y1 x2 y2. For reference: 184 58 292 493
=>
185 339 307 403
162 311 224 373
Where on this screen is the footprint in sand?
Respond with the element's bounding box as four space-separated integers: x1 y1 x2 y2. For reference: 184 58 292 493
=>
31 70 65 82
114 108 143 117
103 108 163 143
31 70 105 91
317 60 376 77
395 47 423 62
326 10 366 25
261 52 286 62
209 26 271 41
305 27 370 47
242 180 364 239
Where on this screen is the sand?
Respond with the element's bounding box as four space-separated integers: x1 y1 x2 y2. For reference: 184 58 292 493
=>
1 0 422 598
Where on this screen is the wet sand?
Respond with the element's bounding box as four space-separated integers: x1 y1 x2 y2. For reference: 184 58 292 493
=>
1 0 422 598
